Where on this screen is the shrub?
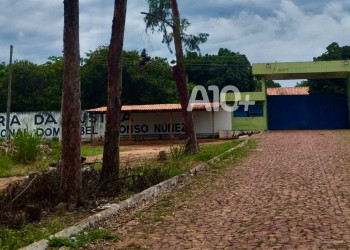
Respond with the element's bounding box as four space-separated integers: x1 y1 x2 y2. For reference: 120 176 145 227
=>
0 153 14 177
13 130 42 164
47 139 61 162
169 142 185 160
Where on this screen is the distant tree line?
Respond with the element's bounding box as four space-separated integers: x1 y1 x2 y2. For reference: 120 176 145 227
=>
296 42 350 94
0 47 258 112
2 42 345 113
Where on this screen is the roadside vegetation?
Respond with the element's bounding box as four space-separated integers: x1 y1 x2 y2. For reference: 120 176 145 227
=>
0 138 255 249
0 136 103 178
0 131 60 178
0 136 246 178
0 220 119 250
48 229 120 249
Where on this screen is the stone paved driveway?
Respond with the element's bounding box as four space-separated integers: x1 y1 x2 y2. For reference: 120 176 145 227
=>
93 130 350 249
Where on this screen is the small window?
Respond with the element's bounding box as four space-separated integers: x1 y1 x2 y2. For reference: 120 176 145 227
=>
234 105 248 117
248 105 264 117
234 105 263 117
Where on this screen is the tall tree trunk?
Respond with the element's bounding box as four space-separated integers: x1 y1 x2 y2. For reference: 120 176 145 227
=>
171 0 199 155
100 0 128 185
60 0 82 209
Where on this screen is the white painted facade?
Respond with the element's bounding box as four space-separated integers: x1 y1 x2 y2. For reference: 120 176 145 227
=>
0 108 232 141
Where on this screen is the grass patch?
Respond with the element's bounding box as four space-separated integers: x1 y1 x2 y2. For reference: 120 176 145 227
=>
0 221 63 250
160 140 243 178
188 140 242 162
158 200 173 207
13 130 41 164
81 145 104 157
81 145 136 157
0 154 15 178
207 140 256 171
0 224 119 250
48 229 120 249
0 138 61 178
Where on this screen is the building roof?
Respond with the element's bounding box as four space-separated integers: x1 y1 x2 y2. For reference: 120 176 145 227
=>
86 102 221 113
87 87 309 114
267 87 309 96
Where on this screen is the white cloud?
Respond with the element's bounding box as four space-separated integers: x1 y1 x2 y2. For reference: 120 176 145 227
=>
185 0 350 65
0 0 350 74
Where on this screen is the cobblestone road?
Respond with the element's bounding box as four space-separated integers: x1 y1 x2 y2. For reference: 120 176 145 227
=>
93 130 350 249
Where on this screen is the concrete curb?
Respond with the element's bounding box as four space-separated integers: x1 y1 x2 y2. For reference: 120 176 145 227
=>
21 140 248 250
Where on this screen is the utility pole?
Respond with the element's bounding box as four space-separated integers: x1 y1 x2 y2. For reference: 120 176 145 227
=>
6 45 13 140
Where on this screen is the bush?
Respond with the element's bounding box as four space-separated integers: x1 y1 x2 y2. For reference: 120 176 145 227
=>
169 142 185 160
13 130 42 164
46 139 61 162
0 154 14 177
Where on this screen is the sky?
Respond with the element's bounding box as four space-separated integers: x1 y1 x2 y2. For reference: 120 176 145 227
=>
1 0 350 87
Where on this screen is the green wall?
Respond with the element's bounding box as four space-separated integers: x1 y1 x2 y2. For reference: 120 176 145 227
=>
228 60 350 131
227 77 268 131
232 117 267 130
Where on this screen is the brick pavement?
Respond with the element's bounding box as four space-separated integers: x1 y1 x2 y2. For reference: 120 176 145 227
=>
92 130 350 249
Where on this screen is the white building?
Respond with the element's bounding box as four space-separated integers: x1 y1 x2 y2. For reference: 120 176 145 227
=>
0 103 232 141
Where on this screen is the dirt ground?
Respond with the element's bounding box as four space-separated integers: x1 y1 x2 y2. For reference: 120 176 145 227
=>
85 139 229 164
0 176 25 192
0 139 230 192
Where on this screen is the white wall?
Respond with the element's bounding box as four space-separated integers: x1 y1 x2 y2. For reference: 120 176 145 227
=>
0 108 232 141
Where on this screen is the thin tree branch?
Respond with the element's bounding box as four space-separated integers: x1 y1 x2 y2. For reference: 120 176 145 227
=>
11 175 38 203
141 12 174 29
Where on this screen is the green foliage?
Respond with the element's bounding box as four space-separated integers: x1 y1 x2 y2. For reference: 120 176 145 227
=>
304 42 350 94
0 140 254 249
47 139 61 162
185 49 256 98
81 145 104 157
0 221 62 250
0 154 14 177
295 80 310 87
0 137 61 177
48 237 74 248
314 42 350 61
0 45 261 111
48 229 120 249
144 0 209 53
13 130 42 164
186 140 242 162
0 48 178 111
0 58 63 112
169 142 185 160
265 80 281 88
81 47 177 109
121 50 177 105
162 140 243 177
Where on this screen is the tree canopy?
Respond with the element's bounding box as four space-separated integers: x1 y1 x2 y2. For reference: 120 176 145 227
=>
296 42 350 94
0 47 259 112
185 48 256 99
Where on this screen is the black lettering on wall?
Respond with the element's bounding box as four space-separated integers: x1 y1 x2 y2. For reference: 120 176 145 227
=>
10 116 21 126
45 114 57 125
53 128 60 137
0 116 4 126
35 114 44 125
